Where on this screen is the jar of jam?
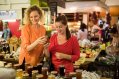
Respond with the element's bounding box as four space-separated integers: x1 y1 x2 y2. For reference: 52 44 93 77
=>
16 69 23 79
59 65 65 77
42 67 48 79
36 74 44 79
32 70 39 79
69 72 77 79
26 66 33 77
51 71 58 76
22 73 29 79
48 74 55 79
76 69 83 79
37 63 43 74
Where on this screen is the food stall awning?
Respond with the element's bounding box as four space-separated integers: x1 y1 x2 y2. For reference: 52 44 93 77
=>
58 1 108 13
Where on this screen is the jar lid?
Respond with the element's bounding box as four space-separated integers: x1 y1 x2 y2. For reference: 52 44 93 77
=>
32 70 38 73
69 72 76 75
36 74 43 78
51 71 57 74
48 74 55 78
75 69 83 72
17 69 23 72
23 73 29 76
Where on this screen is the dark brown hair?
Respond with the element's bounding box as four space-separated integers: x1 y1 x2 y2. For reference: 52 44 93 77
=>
55 15 71 40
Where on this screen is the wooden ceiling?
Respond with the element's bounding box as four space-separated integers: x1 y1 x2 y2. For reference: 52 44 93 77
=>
65 0 100 2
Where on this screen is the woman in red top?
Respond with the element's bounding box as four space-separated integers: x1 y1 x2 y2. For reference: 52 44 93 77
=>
44 15 80 74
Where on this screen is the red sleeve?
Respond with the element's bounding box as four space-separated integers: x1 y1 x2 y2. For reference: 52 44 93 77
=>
71 36 80 62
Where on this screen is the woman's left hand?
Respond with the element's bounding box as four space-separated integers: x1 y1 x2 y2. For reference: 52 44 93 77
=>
55 52 71 60
55 52 64 59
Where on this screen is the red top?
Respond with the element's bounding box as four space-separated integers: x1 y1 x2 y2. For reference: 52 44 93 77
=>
49 34 80 73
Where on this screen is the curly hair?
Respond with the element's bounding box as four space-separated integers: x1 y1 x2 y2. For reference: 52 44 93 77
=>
23 5 44 24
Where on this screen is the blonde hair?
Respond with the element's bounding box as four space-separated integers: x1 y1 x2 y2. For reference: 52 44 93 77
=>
23 5 44 25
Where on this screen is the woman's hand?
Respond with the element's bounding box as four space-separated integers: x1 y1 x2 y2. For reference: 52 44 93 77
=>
36 36 48 45
55 52 64 59
55 52 71 60
26 36 48 52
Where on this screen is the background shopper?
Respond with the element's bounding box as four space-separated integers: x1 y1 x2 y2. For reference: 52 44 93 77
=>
2 22 11 40
77 22 88 41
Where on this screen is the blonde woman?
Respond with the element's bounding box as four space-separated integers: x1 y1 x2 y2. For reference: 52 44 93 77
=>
19 5 47 68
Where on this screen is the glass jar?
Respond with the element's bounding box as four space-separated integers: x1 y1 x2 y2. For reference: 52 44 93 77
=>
59 65 65 77
48 74 55 79
26 66 33 77
32 70 39 79
51 71 58 76
22 73 29 79
16 69 23 79
76 69 83 79
37 63 43 74
69 72 77 79
42 67 48 79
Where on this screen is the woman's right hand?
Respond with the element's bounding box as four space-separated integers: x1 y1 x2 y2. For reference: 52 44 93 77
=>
36 36 47 45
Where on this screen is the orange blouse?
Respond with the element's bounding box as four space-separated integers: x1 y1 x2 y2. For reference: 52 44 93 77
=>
19 24 46 66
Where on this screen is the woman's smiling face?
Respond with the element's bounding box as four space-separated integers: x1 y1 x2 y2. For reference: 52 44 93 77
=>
29 11 40 25
55 22 67 34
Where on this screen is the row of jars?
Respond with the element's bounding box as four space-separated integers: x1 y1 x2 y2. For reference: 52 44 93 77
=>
1 61 82 79
16 69 82 79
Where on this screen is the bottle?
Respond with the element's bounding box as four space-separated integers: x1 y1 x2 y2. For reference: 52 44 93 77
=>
37 63 43 74
32 70 39 79
26 66 33 77
42 67 48 79
59 65 65 77
36 74 44 79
